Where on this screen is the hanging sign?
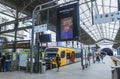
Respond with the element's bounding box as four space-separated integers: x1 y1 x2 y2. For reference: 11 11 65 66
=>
56 2 80 41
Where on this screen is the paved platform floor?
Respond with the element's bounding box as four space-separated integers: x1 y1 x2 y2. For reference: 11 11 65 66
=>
0 56 114 79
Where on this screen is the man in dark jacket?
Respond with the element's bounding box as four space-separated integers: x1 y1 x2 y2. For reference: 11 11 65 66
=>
0 55 6 72
56 54 61 72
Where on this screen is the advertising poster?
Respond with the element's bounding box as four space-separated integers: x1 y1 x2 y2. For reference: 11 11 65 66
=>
19 54 28 67
56 2 80 41
61 17 73 39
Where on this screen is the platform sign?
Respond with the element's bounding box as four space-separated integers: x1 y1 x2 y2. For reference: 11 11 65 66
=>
34 24 48 33
93 11 120 24
48 42 57 46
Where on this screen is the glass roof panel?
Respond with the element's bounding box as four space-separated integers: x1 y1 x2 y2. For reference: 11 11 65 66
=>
76 0 120 42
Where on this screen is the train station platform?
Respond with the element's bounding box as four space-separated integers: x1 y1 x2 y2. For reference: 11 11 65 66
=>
0 55 114 79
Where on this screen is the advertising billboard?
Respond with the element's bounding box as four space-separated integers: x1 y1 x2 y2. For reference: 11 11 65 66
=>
61 17 73 39
56 2 80 41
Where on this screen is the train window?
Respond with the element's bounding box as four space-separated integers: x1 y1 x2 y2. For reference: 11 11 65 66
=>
45 48 58 58
67 53 70 59
61 51 65 58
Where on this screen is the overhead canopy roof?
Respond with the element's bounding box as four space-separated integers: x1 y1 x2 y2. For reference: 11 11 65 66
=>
0 0 57 26
79 0 119 42
80 28 96 45
0 0 120 45
0 0 55 16
113 28 120 48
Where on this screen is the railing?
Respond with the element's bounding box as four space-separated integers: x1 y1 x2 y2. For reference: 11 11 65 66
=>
111 56 120 79
111 56 120 66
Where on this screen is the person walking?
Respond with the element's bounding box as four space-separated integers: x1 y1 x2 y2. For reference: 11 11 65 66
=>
50 57 52 70
0 55 6 72
56 54 61 72
100 54 104 63
96 53 100 63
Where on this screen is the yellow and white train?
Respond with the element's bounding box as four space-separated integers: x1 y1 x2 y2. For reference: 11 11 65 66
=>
44 47 81 69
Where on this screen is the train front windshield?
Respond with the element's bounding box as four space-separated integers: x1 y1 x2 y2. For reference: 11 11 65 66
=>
45 48 58 58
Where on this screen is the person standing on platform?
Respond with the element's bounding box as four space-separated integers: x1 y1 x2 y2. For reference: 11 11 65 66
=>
50 57 52 70
100 54 104 63
56 54 61 72
96 53 100 63
0 55 6 72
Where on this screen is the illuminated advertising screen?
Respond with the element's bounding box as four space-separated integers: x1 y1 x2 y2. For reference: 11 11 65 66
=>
61 17 73 39
56 2 80 41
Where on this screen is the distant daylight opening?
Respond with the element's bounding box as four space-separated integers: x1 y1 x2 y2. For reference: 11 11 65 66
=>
101 48 113 56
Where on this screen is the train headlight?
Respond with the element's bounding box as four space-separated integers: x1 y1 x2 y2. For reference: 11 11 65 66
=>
52 57 55 61
45 57 48 60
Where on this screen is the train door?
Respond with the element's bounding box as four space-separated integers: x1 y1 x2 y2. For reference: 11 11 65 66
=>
70 51 75 63
60 50 66 66
66 53 70 64
66 49 71 64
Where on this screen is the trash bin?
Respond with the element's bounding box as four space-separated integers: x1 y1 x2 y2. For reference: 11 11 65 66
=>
5 60 11 71
39 61 46 73
116 67 120 79
42 62 46 73
111 66 120 79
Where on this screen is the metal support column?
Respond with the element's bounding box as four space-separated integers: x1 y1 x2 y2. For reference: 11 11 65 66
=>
72 41 74 48
91 0 94 25
46 9 49 48
13 10 19 52
93 49 95 63
66 41 67 47
30 9 36 74
34 32 40 73
77 41 79 48
88 47 90 66
84 45 87 68
81 43 84 70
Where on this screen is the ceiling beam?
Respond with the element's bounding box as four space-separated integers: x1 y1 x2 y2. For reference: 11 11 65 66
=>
101 0 105 13
96 38 114 43
0 24 56 34
0 0 31 16
0 16 30 27
0 11 15 18
18 0 35 17
84 0 92 14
